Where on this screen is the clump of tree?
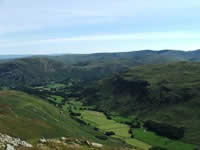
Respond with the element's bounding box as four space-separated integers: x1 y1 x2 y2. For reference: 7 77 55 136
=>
70 112 81 117
130 120 141 128
104 131 115 136
94 127 99 131
144 120 184 140
104 112 112 120
128 128 134 138
149 146 168 150
111 75 150 97
122 118 141 129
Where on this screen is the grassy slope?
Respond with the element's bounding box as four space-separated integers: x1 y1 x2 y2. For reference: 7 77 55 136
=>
0 90 125 147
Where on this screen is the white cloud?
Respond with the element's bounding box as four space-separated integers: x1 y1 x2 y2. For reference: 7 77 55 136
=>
32 31 200 43
0 0 200 34
0 0 200 54
1 31 200 48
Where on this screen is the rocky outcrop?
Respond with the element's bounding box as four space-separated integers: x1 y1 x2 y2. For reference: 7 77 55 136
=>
36 137 104 149
0 133 32 150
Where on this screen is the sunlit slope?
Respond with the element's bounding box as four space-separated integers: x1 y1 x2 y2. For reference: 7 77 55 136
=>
0 90 124 146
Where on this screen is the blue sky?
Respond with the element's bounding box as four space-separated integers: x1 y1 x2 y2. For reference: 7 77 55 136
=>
0 0 200 54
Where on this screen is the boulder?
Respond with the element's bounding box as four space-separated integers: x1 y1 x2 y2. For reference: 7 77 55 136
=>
0 143 5 149
60 137 67 141
6 144 15 150
84 140 91 146
39 138 47 144
91 142 103 148
20 141 32 147
0 133 32 148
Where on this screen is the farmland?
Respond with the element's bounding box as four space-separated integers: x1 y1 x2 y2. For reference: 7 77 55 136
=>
68 101 198 150
79 110 151 150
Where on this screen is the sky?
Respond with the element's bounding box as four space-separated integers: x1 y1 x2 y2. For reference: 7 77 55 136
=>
0 0 200 54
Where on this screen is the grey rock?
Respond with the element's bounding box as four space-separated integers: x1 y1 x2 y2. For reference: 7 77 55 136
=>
91 142 103 148
6 144 15 150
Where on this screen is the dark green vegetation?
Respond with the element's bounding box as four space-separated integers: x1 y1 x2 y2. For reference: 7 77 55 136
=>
83 62 200 146
143 120 184 140
2 50 200 87
0 57 68 87
0 57 127 87
1 50 200 150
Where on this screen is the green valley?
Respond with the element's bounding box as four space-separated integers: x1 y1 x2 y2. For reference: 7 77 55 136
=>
0 51 200 150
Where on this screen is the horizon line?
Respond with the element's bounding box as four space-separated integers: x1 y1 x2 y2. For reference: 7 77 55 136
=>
0 49 200 56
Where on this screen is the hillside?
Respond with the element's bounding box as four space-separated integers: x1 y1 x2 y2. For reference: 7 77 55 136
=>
0 57 129 88
0 55 30 61
82 62 200 145
0 90 125 147
2 50 200 88
0 57 69 87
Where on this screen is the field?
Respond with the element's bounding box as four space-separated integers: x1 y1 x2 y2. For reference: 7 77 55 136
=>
67 101 198 150
34 83 66 91
79 110 151 150
133 128 196 150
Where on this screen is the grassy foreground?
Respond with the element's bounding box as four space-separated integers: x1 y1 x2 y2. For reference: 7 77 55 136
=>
0 90 125 147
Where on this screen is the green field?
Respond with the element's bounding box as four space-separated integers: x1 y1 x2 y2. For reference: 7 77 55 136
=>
69 100 198 150
34 83 66 91
133 128 196 150
47 83 66 89
80 110 151 150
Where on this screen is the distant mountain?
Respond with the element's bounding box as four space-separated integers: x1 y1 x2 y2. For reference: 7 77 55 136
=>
0 55 31 61
0 57 68 87
2 50 200 87
49 50 200 65
0 57 128 87
82 61 200 145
